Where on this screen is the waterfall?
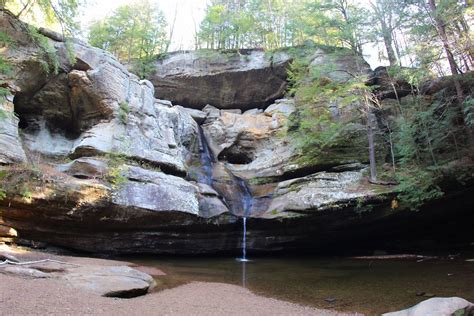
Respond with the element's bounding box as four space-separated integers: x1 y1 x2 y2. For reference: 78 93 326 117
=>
236 178 252 262
240 217 250 261
196 126 252 262
234 176 253 217
197 126 215 186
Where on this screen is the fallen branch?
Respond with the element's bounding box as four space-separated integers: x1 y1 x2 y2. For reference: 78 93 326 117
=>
352 254 437 260
368 179 399 185
0 258 80 267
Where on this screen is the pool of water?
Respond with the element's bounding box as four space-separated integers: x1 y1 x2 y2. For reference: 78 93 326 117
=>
128 255 474 315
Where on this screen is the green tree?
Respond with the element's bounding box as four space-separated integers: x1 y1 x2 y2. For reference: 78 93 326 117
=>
197 0 305 50
88 0 167 78
1 0 81 36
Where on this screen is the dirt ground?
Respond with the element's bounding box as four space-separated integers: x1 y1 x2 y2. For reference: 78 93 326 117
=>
0 245 357 316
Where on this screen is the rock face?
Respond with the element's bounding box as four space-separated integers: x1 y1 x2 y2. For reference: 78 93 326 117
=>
1 10 473 255
383 297 474 316
0 261 156 298
63 265 155 298
0 98 27 164
149 49 291 110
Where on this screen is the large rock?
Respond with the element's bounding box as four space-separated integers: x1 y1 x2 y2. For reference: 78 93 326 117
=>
203 110 280 164
1 266 50 278
0 260 156 298
148 46 372 111
0 98 27 164
149 49 291 110
1 10 198 176
383 297 474 316
114 166 200 216
63 265 155 298
367 66 413 100
266 170 391 217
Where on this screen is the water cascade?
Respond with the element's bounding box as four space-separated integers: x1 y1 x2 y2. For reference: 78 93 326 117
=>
195 126 253 262
236 177 252 262
196 127 215 185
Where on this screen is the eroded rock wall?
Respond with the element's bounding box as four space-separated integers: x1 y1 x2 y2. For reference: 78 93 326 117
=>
2 10 472 255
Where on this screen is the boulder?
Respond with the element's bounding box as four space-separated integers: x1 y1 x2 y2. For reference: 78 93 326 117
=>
149 49 291 110
243 108 263 115
1 266 50 278
264 99 296 117
0 99 27 164
63 265 155 298
265 170 391 217
202 110 278 164
383 297 474 316
0 225 18 238
56 158 107 179
178 106 207 124
420 72 474 98
0 259 156 298
367 66 413 100
0 252 20 262
114 166 200 216
309 48 371 82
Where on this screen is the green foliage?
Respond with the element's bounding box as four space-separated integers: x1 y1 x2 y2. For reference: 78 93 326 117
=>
0 31 12 119
27 26 60 74
0 164 44 202
88 0 167 78
393 94 469 210
0 170 6 201
462 97 474 128
198 0 307 50
396 167 443 211
105 153 128 188
197 0 372 53
0 30 13 82
118 101 130 125
286 52 372 162
3 0 81 36
20 184 32 201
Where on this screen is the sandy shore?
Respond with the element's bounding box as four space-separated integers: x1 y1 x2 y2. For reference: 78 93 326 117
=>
0 245 357 316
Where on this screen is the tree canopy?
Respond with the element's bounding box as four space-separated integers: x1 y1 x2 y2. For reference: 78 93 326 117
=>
88 0 168 78
1 0 81 35
195 0 472 75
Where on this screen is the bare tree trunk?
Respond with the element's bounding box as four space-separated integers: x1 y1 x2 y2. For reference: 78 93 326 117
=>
16 0 35 17
427 0 464 101
367 110 378 182
380 19 397 66
165 3 178 53
392 30 403 66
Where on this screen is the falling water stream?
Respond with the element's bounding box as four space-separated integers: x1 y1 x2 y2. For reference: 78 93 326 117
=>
235 176 252 263
196 126 215 186
196 128 253 267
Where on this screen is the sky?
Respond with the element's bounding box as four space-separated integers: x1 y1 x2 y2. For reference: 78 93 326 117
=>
80 0 209 51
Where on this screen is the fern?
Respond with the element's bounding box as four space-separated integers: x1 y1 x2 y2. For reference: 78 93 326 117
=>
27 26 60 75
463 97 474 127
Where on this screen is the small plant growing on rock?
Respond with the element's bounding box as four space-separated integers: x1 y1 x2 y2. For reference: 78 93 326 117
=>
27 26 60 75
105 153 128 188
118 101 130 125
